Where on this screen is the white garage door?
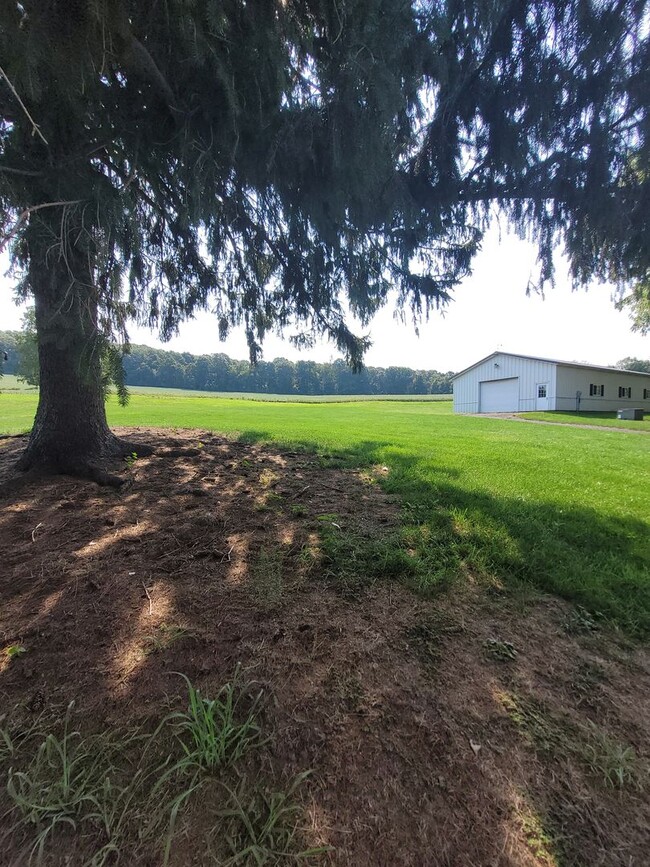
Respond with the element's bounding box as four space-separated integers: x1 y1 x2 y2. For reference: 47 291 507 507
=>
479 378 519 412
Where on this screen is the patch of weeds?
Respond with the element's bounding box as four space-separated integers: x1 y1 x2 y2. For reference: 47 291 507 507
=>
570 661 606 706
564 605 602 635
250 547 284 609
318 523 421 599
255 473 284 511
143 623 188 655
124 451 138 469
517 804 560 866
499 692 569 755
500 691 645 791
298 542 320 576
406 622 441 666
584 724 644 790
0 671 317 865
316 513 340 524
290 504 308 518
0 712 42 765
167 669 262 772
3 703 159 865
212 773 329 866
406 611 463 668
5 644 27 660
483 638 518 662
328 669 364 712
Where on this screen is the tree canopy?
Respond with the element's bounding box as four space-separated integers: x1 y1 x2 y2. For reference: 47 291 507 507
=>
0 0 648 479
616 356 650 374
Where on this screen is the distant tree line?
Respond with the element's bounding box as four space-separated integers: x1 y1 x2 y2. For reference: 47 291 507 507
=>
0 327 454 395
124 345 455 395
4 325 647 394
615 357 650 374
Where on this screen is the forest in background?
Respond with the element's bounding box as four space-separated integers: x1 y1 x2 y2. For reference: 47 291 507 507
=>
0 330 455 396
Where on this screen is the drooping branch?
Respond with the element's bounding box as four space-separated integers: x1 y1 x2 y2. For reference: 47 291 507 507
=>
1 200 83 255
0 63 49 146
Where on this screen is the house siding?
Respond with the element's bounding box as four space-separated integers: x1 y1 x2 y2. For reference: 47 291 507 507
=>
453 352 650 414
555 366 650 412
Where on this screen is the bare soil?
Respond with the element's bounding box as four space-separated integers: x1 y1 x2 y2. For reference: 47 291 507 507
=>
1 429 648 866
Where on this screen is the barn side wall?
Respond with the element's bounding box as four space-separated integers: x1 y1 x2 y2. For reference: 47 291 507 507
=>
453 355 557 413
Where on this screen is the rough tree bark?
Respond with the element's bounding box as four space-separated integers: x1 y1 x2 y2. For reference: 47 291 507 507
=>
16 212 148 485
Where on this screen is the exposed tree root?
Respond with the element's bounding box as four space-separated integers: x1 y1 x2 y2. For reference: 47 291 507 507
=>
115 438 155 458
14 432 156 487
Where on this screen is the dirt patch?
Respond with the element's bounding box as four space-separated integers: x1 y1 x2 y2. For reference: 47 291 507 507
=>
0 430 648 866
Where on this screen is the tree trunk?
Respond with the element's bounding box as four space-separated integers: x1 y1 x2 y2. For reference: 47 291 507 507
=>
17 211 130 485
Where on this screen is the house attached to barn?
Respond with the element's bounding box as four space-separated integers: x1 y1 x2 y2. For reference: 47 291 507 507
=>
452 352 650 414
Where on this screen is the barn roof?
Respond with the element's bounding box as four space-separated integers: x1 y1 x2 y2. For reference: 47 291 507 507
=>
452 351 650 380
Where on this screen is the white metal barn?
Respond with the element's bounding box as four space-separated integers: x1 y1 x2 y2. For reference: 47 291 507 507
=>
452 352 650 414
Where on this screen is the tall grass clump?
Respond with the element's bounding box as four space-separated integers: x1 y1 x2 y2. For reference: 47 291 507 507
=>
167 668 263 771
0 671 318 866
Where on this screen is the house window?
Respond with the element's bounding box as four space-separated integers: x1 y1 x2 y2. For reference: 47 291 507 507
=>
589 384 604 397
537 385 547 398
645 389 650 399
618 386 631 399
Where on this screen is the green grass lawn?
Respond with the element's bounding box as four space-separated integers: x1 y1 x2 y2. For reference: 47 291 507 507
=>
521 410 650 431
2 391 648 635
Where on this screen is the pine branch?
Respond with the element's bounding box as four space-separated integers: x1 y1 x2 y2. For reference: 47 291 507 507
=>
1 200 82 254
121 35 178 114
0 64 48 146
0 165 43 177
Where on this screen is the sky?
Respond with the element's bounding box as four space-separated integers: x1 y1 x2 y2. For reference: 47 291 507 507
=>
1 226 648 372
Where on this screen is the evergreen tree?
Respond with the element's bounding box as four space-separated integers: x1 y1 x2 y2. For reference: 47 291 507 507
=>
1 1 647 482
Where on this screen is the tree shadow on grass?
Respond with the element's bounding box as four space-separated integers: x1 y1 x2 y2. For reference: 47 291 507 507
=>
235 428 649 635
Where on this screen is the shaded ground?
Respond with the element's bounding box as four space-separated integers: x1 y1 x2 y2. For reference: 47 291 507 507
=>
1 429 648 866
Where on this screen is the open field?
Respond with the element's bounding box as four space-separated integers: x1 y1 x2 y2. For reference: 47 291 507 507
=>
0 375 451 402
0 374 38 394
130 386 452 402
1 424 648 866
521 410 650 431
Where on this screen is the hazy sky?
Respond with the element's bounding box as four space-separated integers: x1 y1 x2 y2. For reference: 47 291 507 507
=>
1 227 648 371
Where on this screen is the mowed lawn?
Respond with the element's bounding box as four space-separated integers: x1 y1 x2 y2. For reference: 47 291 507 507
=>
2 391 649 635
521 409 650 430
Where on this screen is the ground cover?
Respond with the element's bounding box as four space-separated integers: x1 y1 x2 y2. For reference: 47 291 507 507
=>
520 410 650 431
0 429 648 866
2 394 649 634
